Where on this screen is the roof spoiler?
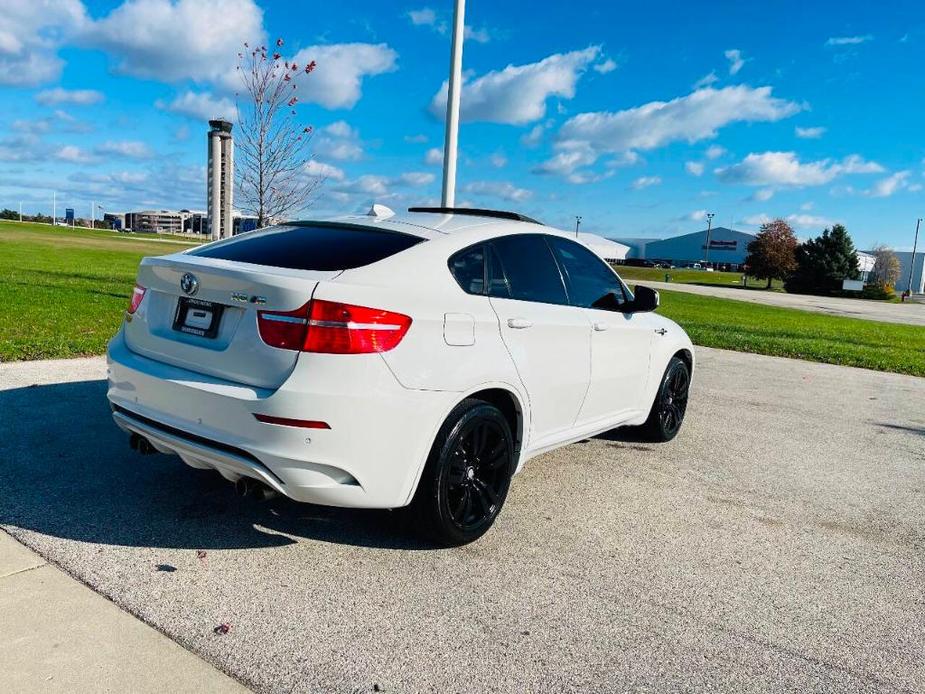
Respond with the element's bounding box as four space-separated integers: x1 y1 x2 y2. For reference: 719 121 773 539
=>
408 207 544 225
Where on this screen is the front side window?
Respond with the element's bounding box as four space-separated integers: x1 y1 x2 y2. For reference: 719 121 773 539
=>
546 235 627 310
489 234 568 305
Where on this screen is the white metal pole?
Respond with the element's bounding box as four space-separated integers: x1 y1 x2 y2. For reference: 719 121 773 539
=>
440 0 466 208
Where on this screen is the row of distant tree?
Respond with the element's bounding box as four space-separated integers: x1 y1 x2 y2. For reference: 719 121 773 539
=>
0 208 108 228
744 219 901 296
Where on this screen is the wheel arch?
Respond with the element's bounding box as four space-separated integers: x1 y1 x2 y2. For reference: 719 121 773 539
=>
401 382 528 507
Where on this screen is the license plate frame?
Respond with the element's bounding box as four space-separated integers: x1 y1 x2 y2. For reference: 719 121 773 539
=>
173 297 224 338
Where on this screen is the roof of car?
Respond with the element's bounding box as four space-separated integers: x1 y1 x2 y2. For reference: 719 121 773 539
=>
301 207 547 240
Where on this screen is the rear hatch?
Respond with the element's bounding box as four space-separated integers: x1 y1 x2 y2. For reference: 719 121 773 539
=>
123 222 424 389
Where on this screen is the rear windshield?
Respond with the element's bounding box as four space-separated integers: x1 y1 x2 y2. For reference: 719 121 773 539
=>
188 223 423 271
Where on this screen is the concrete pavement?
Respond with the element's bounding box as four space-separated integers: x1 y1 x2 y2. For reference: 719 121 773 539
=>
1 351 924 692
0 530 248 693
639 279 925 326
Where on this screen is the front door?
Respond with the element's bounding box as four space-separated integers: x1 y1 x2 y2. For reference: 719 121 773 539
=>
545 236 652 424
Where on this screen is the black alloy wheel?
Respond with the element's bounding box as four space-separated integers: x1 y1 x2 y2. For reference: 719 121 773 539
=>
411 399 514 545
642 356 691 442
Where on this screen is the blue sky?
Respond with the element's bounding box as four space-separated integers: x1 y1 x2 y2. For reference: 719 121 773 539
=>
1 0 923 248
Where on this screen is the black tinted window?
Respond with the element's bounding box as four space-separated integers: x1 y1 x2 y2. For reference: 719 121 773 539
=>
448 245 485 294
547 236 627 310
490 235 567 305
189 224 422 271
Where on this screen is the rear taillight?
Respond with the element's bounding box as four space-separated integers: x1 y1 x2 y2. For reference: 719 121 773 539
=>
257 300 411 353
256 303 310 350
128 284 146 314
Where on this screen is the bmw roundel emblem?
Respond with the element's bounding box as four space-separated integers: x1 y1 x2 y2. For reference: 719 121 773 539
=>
180 272 199 296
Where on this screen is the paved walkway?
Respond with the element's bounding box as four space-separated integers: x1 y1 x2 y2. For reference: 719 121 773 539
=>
0 530 247 692
641 280 925 326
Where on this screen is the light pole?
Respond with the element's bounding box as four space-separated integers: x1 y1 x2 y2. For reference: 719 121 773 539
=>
704 212 715 267
440 0 466 207
575 215 582 238
907 217 921 297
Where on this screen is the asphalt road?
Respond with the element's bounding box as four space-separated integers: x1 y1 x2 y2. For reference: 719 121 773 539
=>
641 280 925 326
1 349 923 693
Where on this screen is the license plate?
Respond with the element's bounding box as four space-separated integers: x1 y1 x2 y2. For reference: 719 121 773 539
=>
173 297 224 338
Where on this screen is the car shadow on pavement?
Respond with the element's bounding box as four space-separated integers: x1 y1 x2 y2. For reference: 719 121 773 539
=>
0 379 437 552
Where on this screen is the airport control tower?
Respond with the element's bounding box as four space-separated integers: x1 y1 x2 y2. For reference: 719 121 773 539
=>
207 119 233 240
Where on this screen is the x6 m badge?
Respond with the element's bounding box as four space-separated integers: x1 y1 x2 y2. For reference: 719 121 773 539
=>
180 272 199 296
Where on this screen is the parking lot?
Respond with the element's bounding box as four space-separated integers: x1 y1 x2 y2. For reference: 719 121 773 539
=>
1 347 923 693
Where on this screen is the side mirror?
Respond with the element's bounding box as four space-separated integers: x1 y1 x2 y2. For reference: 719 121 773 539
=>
624 285 659 313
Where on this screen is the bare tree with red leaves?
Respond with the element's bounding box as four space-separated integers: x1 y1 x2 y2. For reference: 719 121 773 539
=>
236 38 320 227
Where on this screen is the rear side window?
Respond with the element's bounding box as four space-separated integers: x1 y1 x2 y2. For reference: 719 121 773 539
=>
189 223 423 271
448 245 485 294
490 235 568 305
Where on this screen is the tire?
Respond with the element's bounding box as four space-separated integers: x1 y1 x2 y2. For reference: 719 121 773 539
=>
411 399 515 546
641 356 691 442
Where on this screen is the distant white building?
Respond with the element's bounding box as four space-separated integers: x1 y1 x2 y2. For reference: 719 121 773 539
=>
614 227 756 269
575 232 629 262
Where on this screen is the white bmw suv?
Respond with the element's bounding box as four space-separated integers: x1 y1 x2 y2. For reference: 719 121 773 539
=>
107 207 694 544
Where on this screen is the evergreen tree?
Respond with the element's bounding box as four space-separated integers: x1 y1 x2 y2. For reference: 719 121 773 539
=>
785 224 860 294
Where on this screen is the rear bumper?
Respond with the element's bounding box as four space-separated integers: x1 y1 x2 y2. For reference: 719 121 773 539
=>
106 330 457 508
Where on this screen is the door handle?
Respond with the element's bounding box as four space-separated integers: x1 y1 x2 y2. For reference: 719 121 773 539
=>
592 322 609 331
507 318 533 329
655 328 668 335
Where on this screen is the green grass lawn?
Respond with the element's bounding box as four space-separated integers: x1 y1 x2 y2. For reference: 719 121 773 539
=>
615 264 784 290
1 220 922 377
0 221 196 361
654 289 925 377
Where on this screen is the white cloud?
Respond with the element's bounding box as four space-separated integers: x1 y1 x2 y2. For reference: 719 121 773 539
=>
36 88 104 105
692 71 718 90
333 174 390 196
430 47 600 124
743 213 836 229
407 7 491 42
685 161 705 176
490 152 507 168
686 209 708 222
532 144 598 177
556 86 801 160
593 58 617 74
0 0 88 86
866 171 912 198
800 201 814 210
424 147 443 166
724 49 745 75
715 151 884 187
399 171 435 186
290 43 397 109
750 188 775 201
54 145 96 163
407 8 437 26
156 90 237 121
826 35 873 46
95 140 152 158
404 134 428 144
314 121 363 161
795 126 826 139
631 175 661 190
462 180 532 202
303 159 345 181
520 123 546 147
85 0 264 83
464 26 491 44
705 145 726 159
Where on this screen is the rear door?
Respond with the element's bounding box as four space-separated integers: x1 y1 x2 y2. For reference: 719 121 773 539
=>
487 234 591 445
546 236 652 424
